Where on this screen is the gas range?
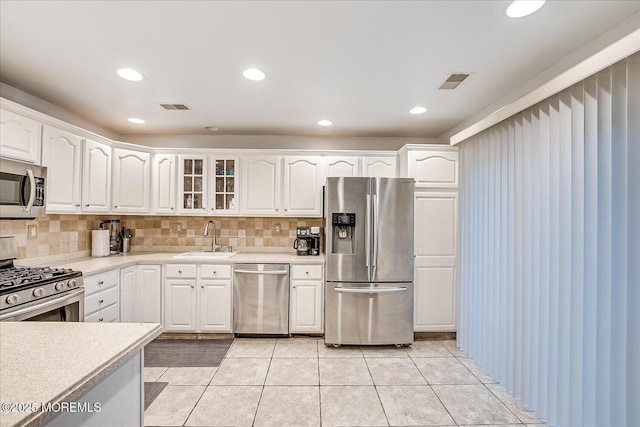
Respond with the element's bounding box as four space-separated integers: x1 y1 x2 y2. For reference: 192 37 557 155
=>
0 260 84 311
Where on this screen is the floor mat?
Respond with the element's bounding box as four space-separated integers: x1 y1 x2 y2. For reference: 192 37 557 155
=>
144 339 233 367
144 382 168 410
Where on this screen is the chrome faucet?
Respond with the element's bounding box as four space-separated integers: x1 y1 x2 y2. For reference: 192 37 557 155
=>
204 220 220 252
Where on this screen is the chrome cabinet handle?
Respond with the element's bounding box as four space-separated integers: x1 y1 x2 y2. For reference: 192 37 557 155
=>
75 204 80 207
201 285 204 289
98 318 104 322
99 299 104 304
178 270 182 274
98 280 104 285
191 285 195 289
85 204 90 207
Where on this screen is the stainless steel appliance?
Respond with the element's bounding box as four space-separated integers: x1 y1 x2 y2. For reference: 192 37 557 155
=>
293 226 322 256
100 219 121 255
233 263 290 335
0 158 46 219
0 237 84 322
324 177 414 346
309 226 322 256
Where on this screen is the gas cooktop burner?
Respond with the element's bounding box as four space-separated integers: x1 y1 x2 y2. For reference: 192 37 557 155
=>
0 261 84 312
0 266 76 289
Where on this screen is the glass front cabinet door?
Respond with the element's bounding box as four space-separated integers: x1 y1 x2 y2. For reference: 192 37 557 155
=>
211 156 238 214
178 155 208 214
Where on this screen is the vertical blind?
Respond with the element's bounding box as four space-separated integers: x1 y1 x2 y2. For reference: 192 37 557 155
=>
458 52 638 427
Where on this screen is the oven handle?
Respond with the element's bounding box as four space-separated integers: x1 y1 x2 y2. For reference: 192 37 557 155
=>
24 168 36 212
0 289 84 321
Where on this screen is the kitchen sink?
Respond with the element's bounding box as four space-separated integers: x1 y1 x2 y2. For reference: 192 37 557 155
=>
173 251 238 259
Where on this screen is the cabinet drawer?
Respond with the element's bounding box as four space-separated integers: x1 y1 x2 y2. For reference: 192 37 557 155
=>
165 264 197 278
85 286 119 316
85 303 119 323
84 269 119 296
200 264 231 279
291 265 323 280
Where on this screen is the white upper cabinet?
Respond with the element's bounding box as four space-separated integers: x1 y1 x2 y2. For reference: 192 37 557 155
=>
324 156 359 179
241 155 281 216
0 109 41 164
362 156 397 177
210 156 239 215
82 139 111 213
41 125 82 213
283 156 323 217
153 154 177 214
112 148 151 213
178 155 208 214
409 150 458 188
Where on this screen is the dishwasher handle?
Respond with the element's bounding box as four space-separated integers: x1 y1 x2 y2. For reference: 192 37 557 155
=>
234 269 289 275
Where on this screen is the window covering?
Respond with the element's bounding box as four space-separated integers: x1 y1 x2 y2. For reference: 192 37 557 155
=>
457 52 638 426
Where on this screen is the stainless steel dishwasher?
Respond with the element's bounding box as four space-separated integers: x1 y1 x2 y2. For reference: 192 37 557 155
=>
233 264 290 335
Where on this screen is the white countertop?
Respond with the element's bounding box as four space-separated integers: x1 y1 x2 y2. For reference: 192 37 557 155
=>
0 322 162 427
17 252 324 276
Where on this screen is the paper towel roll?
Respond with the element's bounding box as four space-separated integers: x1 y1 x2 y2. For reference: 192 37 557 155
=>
91 230 110 257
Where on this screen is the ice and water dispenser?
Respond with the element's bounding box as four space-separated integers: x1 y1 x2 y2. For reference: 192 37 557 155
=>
331 213 356 254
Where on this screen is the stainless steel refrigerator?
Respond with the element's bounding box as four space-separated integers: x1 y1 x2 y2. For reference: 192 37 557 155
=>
324 177 414 346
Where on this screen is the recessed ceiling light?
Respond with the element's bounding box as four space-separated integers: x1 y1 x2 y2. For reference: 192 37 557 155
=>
128 118 145 124
243 68 266 81
506 0 546 18
204 126 220 132
116 68 144 81
318 120 333 127
409 106 428 115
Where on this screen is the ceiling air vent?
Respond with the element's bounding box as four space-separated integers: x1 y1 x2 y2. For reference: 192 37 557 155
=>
438 73 472 90
159 103 190 110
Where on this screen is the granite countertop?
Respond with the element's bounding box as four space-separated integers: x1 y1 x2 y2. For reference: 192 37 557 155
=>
17 252 325 275
0 322 162 427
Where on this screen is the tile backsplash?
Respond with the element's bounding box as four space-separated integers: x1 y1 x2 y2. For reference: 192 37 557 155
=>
0 215 323 260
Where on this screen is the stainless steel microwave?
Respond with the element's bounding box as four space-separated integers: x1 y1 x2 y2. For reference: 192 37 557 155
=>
0 158 46 219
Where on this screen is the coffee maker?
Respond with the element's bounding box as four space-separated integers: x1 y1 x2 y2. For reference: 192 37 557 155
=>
293 226 322 256
309 226 321 256
100 219 121 255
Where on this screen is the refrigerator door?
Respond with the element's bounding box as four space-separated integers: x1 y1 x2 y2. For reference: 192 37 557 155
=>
324 281 414 346
370 178 414 282
325 177 371 282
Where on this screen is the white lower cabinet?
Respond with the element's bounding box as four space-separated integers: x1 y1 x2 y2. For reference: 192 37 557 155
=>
120 265 162 323
84 269 119 323
289 264 323 333
164 264 232 332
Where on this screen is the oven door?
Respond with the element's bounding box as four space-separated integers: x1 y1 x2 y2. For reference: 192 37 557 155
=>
0 288 84 322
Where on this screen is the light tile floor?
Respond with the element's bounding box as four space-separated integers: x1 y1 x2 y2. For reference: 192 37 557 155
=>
144 338 546 427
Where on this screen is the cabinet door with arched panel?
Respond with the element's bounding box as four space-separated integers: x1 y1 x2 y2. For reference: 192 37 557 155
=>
409 150 458 188
42 125 83 213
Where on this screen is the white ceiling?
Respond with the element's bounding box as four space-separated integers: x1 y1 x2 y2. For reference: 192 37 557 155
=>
1 1 638 139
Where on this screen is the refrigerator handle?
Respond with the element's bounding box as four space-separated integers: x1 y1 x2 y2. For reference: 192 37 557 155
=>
373 190 379 270
365 192 371 270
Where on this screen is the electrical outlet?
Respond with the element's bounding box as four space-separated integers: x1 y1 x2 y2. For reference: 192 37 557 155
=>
172 222 182 232
27 224 37 239
274 223 281 233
